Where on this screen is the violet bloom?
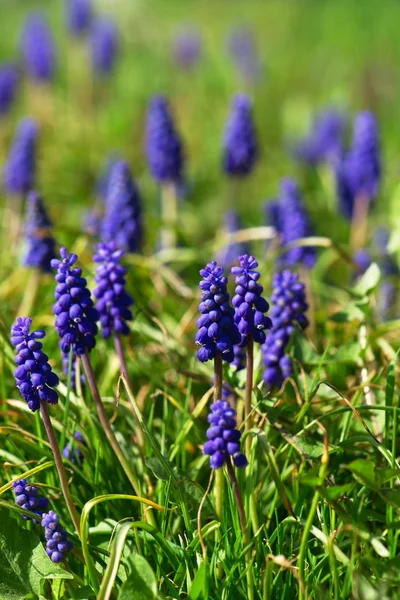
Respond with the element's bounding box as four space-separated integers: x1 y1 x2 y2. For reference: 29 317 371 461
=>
223 94 258 178
278 178 316 268
292 108 345 166
0 64 19 118
262 270 308 389
101 160 143 253
3 118 38 195
23 191 55 273
196 261 241 363
217 210 249 268
227 26 262 84
66 0 92 36
22 14 55 83
172 25 202 70
51 248 99 356
353 249 371 274
145 95 184 184
93 241 134 338
42 510 73 563
373 227 399 321
336 111 381 219
11 317 59 412
203 400 247 469
62 431 85 463
12 479 49 523
231 254 272 346
91 17 119 77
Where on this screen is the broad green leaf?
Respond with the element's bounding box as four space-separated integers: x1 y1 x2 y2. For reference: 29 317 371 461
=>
318 482 355 501
66 585 96 600
189 561 209 600
345 459 379 489
351 263 381 297
119 555 157 600
379 489 400 508
329 303 366 323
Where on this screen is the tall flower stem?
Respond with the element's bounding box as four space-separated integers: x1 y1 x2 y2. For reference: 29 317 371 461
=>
40 401 81 537
160 182 177 250
81 352 140 495
350 193 369 252
244 334 254 457
214 351 224 524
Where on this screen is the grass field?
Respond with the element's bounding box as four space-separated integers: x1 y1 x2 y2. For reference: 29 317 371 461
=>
0 1 400 599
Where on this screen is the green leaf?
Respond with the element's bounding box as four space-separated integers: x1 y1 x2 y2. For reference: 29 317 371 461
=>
379 489 400 508
329 303 366 323
351 263 381 297
345 459 380 489
189 562 209 600
0 509 72 600
118 555 157 600
318 482 355 501
65 585 96 600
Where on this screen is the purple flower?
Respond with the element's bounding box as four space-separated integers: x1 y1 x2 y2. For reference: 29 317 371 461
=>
23 191 55 273
0 64 19 117
227 26 262 84
90 17 118 76
172 25 202 70
353 249 371 274
93 241 134 338
203 400 247 469
10 317 59 412
196 261 241 363
292 108 345 166
101 160 143 253
62 431 85 463
3 118 38 195
66 0 92 36
217 210 249 269
223 94 258 178
22 14 55 83
42 510 73 563
51 248 99 356
264 200 282 234
145 95 184 184
373 227 399 321
12 478 49 523
336 111 381 219
231 254 272 346
278 178 316 268
262 270 308 389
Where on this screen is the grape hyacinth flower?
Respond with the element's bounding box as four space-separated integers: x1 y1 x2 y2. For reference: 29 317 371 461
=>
90 17 119 77
353 249 371 274
227 26 262 84
217 210 249 268
203 400 247 469
223 94 258 178
3 118 38 195
172 25 202 70
262 270 308 389
292 108 345 166
66 0 92 36
264 200 282 235
93 241 134 338
145 95 184 184
196 261 241 363
0 64 19 118
62 431 85 463
11 317 59 412
42 510 73 563
101 160 143 253
23 191 55 273
51 248 99 356
278 178 316 268
22 14 55 83
12 479 49 522
374 228 399 320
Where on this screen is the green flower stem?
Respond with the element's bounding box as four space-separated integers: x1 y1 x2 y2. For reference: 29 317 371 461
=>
160 182 178 250
214 352 224 524
244 334 254 456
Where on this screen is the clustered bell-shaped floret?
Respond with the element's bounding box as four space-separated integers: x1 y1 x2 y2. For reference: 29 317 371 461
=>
11 317 59 412
42 510 73 563
0 64 19 118
12 479 49 523
231 254 272 346
51 248 99 356
90 17 119 76
93 241 133 338
196 261 241 363
66 0 92 36
203 400 248 469
23 191 55 273
262 270 308 389
62 431 85 463
3 117 38 195
22 13 55 83
223 94 258 177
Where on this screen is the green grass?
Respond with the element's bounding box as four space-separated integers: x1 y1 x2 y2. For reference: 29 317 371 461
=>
0 1 400 599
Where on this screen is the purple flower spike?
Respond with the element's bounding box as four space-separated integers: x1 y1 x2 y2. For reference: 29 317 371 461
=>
203 400 247 469
90 17 119 77
11 317 59 412
223 94 258 178
101 161 143 253
22 14 55 83
93 241 134 339
51 248 99 356
262 270 308 389
227 26 262 84
3 118 38 195
23 191 55 273
292 108 345 166
196 261 241 363
278 178 316 268
231 254 272 346
12 478 49 523
66 0 92 36
0 64 19 118
62 430 85 463
145 95 184 184
42 510 73 563
217 210 249 269
172 25 202 70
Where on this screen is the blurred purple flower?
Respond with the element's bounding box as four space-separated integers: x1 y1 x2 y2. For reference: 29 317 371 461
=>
292 108 345 166
227 26 262 84
23 191 55 273
22 14 56 83
173 25 202 70
66 0 92 36
3 117 38 195
0 64 19 117
223 94 258 178
91 17 119 77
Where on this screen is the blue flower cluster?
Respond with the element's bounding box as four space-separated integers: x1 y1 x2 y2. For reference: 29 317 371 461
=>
145 95 184 184
22 14 55 83
292 108 345 166
262 270 308 389
101 160 143 253
12 479 49 523
227 26 261 84
217 210 249 268
23 191 55 273
223 94 258 177
3 117 38 195
93 241 134 338
66 0 92 36
62 431 85 463
11 317 59 412
336 111 381 219
42 510 73 563
231 254 272 346
196 261 241 363
0 64 18 117
91 17 119 76
203 400 248 469
51 248 99 356
173 26 202 70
